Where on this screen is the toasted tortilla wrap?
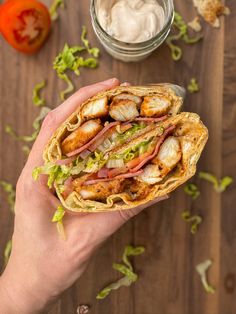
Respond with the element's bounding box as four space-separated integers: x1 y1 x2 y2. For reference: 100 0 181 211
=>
34 84 208 212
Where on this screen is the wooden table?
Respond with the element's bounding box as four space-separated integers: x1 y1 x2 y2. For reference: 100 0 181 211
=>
1 0 236 313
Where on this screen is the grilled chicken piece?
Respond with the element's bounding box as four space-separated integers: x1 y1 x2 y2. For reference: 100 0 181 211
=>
74 179 125 201
81 97 108 119
109 100 139 121
138 164 163 184
128 179 150 199
153 136 182 169
140 96 171 117
61 119 103 154
138 137 182 184
113 93 142 106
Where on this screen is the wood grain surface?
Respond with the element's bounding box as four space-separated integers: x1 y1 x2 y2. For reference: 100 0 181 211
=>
0 0 236 313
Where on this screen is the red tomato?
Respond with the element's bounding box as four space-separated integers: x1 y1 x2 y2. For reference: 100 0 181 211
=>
0 0 51 54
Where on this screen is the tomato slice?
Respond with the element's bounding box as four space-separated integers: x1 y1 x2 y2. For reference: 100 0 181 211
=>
0 0 51 54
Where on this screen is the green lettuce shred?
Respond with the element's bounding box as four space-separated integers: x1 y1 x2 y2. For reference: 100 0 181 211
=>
33 80 46 106
53 29 99 100
182 211 202 234
184 183 200 200
166 11 203 61
52 205 66 240
116 123 146 144
81 25 100 57
196 259 215 293
0 180 16 212
49 0 65 21
84 151 106 173
199 172 233 193
188 78 199 93
33 163 72 188
5 107 51 145
96 245 145 300
4 239 12 266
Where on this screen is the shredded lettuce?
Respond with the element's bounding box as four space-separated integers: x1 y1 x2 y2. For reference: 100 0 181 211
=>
81 25 100 57
182 211 202 234
184 183 200 200
33 163 72 188
52 205 66 240
53 32 99 100
196 259 215 293
5 107 51 145
116 123 147 144
84 151 106 173
33 80 46 106
188 78 199 93
112 139 152 162
49 0 65 21
4 239 12 266
96 245 145 300
0 180 16 212
166 11 203 61
199 172 233 193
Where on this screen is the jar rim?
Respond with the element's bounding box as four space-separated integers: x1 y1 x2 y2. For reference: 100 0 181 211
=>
90 0 174 48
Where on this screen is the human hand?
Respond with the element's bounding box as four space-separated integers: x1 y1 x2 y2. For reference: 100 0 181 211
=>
0 78 167 314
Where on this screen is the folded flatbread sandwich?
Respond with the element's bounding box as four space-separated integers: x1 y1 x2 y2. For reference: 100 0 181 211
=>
34 85 208 212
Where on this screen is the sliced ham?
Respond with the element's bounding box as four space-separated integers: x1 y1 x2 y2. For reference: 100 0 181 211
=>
83 170 143 185
66 121 120 157
97 167 110 178
55 156 77 165
130 125 175 173
134 115 168 122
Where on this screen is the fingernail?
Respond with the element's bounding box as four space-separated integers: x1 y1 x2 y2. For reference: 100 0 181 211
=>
120 82 131 86
103 78 119 85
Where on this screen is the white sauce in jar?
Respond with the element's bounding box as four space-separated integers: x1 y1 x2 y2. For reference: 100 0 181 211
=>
97 0 165 43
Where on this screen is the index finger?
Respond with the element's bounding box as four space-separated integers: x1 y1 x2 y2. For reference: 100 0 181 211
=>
27 78 120 169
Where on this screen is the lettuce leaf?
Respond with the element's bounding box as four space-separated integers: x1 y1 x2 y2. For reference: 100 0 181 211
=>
182 210 202 234
84 151 106 173
33 80 46 106
52 205 66 240
96 245 145 300
187 78 199 93
166 11 203 61
5 107 51 144
116 123 146 144
33 163 72 188
58 73 74 101
184 183 200 200
196 259 215 293
199 172 233 192
49 0 65 21
0 180 15 212
81 25 100 58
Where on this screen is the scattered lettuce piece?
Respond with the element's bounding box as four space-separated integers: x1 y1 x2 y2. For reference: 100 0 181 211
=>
33 80 46 106
116 123 146 144
184 183 200 200
53 34 99 100
196 259 215 293
81 25 100 57
49 0 65 21
59 73 74 101
0 180 15 212
52 205 66 240
166 11 203 61
84 151 106 173
96 245 145 300
199 172 233 193
188 78 199 93
5 107 51 144
4 239 12 266
182 210 202 234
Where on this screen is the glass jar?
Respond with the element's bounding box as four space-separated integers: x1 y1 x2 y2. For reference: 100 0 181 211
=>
90 0 174 62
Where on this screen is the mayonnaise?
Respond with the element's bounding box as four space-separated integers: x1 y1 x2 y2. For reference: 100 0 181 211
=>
97 0 165 43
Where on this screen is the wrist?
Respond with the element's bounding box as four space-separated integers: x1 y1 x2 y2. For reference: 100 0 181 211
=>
0 262 54 314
